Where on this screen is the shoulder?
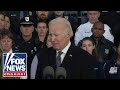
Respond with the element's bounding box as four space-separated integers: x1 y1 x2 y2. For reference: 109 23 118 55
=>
70 46 94 59
76 22 88 32
105 39 115 46
80 22 89 27
104 24 111 29
71 46 97 66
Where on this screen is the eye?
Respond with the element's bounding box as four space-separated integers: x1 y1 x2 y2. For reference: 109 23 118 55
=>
54 34 59 37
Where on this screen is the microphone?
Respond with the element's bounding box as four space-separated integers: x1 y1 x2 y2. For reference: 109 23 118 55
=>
43 66 54 79
55 67 67 79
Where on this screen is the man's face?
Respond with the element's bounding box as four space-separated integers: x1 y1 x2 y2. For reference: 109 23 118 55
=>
92 23 104 38
54 11 64 17
0 14 5 30
87 11 100 24
49 22 70 51
20 25 34 36
36 11 48 20
36 22 48 36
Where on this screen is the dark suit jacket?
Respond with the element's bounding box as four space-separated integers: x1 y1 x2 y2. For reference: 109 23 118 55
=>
35 45 97 79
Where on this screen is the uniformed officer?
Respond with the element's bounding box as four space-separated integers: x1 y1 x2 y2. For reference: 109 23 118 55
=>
74 11 114 46
16 16 42 79
104 42 120 79
90 21 116 65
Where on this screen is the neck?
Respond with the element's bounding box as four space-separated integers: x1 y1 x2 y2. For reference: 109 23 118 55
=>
4 49 11 53
39 35 45 42
89 20 99 24
94 37 101 41
22 35 32 42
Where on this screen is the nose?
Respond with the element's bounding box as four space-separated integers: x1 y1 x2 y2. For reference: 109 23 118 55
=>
85 46 89 51
4 40 8 45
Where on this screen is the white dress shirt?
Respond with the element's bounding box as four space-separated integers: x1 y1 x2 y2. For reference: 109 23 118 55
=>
56 41 71 63
74 21 114 46
4 49 13 54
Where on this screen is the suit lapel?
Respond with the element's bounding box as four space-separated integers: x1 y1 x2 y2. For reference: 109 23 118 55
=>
61 45 73 67
48 48 56 69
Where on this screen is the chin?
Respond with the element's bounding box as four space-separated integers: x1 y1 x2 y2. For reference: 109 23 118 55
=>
53 46 59 50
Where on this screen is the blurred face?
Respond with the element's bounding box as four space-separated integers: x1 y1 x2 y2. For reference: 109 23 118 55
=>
49 22 70 51
5 16 10 30
36 22 48 37
81 40 95 55
0 36 12 53
0 14 5 30
54 11 64 17
117 44 120 56
20 25 34 36
87 11 100 24
46 36 53 48
36 11 48 20
92 23 104 38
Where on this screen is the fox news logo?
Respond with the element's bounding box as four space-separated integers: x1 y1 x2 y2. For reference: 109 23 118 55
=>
3 53 27 77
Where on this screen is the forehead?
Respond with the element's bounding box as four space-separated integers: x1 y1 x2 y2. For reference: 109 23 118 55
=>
87 11 99 14
37 11 48 13
5 16 10 19
0 14 4 18
1 35 11 40
54 11 64 12
37 22 47 26
93 23 104 29
83 40 93 44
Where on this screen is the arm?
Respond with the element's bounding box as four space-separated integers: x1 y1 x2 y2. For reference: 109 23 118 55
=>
30 55 38 79
103 24 114 43
74 25 84 46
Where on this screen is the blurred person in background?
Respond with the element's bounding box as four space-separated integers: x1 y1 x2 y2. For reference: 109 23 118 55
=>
78 37 104 79
104 42 120 79
75 11 114 46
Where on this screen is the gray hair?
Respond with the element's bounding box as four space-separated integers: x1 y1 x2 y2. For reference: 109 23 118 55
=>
48 17 73 38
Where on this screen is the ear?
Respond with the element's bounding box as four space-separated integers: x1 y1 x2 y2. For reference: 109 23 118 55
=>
65 32 71 39
93 45 95 49
98 11 100 17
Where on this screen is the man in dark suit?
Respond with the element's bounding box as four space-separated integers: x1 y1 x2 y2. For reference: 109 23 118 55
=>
34 17 97 79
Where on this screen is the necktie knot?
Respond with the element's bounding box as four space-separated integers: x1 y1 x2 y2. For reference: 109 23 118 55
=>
58 51 63 56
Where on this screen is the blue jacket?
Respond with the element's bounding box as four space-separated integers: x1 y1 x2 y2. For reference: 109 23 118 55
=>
104 60 120 79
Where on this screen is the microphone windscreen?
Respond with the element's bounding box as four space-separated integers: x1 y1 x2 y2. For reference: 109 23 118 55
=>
55 67 67 79
43 66 54 79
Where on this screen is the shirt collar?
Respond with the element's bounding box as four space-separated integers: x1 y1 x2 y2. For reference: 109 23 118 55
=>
7 49 13 54
57 41 71 55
